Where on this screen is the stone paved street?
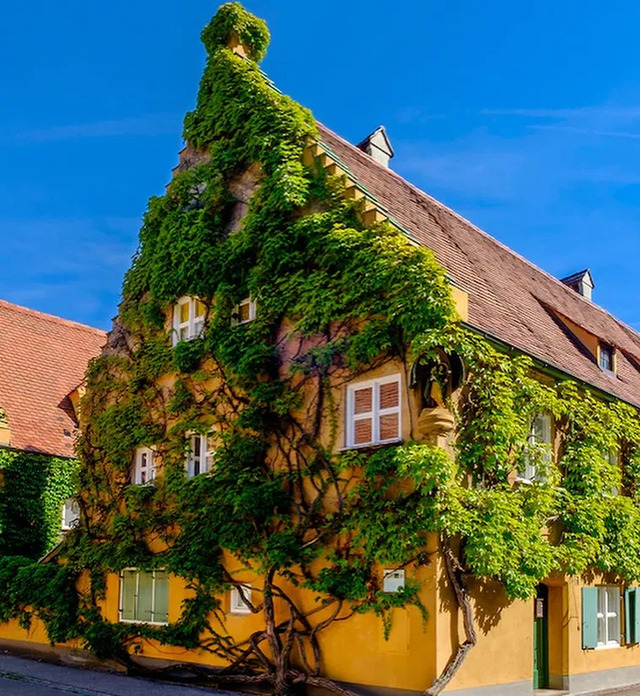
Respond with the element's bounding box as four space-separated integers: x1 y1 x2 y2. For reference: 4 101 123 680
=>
0 653 234 696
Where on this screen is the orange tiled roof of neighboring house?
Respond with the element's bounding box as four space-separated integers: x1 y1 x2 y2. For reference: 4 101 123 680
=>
0 300 106 457
318 123 640 407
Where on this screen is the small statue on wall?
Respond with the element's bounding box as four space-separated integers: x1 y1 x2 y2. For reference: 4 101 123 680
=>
411 349 464 441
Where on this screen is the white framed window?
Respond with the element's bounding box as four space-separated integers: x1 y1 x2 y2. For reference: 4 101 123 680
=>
597 586 620 648
172 296 206 346
607 448 620 496
518 414 552 482
61 498 80 531
119 569 169 625
231 297 256 326
346 375 401 448
133 447 156 485
383 569 405 593
229 584 252 615
186 431 216 478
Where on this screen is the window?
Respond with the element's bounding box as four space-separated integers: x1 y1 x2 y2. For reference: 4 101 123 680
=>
346 375 402 448
599 342 615 373
133 447 156 485
383 569 405 593
186 432 215 478
119 569 169 625
231 297 256 326
173 296 206 346
61 498 80 531
229 584 252 615
596 586 620 648
518 414 552 482
607 448 620 496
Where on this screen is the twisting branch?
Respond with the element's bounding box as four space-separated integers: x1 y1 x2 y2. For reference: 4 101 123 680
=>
424 536 477 696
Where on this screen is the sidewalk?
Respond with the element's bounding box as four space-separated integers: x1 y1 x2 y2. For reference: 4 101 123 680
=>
0 652 237 696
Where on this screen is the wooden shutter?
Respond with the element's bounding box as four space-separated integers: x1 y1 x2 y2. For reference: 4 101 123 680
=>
625 588 635 644
378 379 400 442
352 385 373 446
582 587 598 649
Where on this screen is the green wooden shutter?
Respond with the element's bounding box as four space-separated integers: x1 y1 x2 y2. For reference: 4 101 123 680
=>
625 588 634 644
582 587 598 649
633 589 640 645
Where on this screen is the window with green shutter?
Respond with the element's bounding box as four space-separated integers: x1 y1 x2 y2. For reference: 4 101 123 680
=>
583 586 622 649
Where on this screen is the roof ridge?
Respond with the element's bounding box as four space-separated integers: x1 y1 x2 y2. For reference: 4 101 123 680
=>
0 299 106 336
316 122 640 346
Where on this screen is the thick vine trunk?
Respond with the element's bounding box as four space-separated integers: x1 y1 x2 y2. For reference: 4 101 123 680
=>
424 537 477 696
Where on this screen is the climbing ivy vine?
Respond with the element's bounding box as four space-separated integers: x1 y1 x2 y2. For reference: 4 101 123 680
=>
0 450 77 559
3 4 640 696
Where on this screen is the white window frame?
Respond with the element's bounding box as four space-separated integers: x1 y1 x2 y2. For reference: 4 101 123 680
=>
172 296 205 346
518 414 552 483
596 585 621 649
346 375 402 449
133 447 156 485
61 498 80 531
229 584 252 615
383 569 405 593
185 431 216 478
118 568 169 626
231 297 257 326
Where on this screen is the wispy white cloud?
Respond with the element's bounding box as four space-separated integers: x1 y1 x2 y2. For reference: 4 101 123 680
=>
16 113 181 142
532 124 640 139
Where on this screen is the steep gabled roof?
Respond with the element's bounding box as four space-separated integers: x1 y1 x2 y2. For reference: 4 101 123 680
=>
318 123 640 407
0 300 106 456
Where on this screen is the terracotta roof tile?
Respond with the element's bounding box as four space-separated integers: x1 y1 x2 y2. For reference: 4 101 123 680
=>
0 301 105 456
318 123 640 407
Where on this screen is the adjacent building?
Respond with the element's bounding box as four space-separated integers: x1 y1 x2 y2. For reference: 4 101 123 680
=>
0 300 105 557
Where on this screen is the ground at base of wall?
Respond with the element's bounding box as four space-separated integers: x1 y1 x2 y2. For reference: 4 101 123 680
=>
0 652 236 696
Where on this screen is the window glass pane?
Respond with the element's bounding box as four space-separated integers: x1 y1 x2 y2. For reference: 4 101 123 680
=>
532 415 552 444
137 572 154 623
193 435 202 475
607 587 618 616
121 571 136 621
194 300 206 318
354 387 373 415
63 499 80 528
180 302 190 323
379 413 399 441
238 301 251 323
353 418 372 445
153 571 169 624
379 381 399 410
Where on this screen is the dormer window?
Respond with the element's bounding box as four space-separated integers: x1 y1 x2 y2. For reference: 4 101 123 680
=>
173 296 206 346
231 297 256 326
599 342 615 374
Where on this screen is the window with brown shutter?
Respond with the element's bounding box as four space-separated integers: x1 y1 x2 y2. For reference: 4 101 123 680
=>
346 375 402 448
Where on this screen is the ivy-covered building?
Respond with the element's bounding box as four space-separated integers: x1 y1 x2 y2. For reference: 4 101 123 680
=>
0 300 105 558
4 4 640 696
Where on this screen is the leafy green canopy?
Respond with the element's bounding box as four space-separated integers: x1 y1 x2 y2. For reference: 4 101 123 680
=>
5 3 640 693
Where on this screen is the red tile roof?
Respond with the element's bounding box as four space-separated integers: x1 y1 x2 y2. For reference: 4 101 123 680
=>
318 123 640 407
0 301 105 457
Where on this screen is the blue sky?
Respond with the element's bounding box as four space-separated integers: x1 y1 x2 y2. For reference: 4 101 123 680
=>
2 1 640 330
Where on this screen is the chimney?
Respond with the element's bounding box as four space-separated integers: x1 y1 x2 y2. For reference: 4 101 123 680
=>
561 269 594 301
357 126 394 168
